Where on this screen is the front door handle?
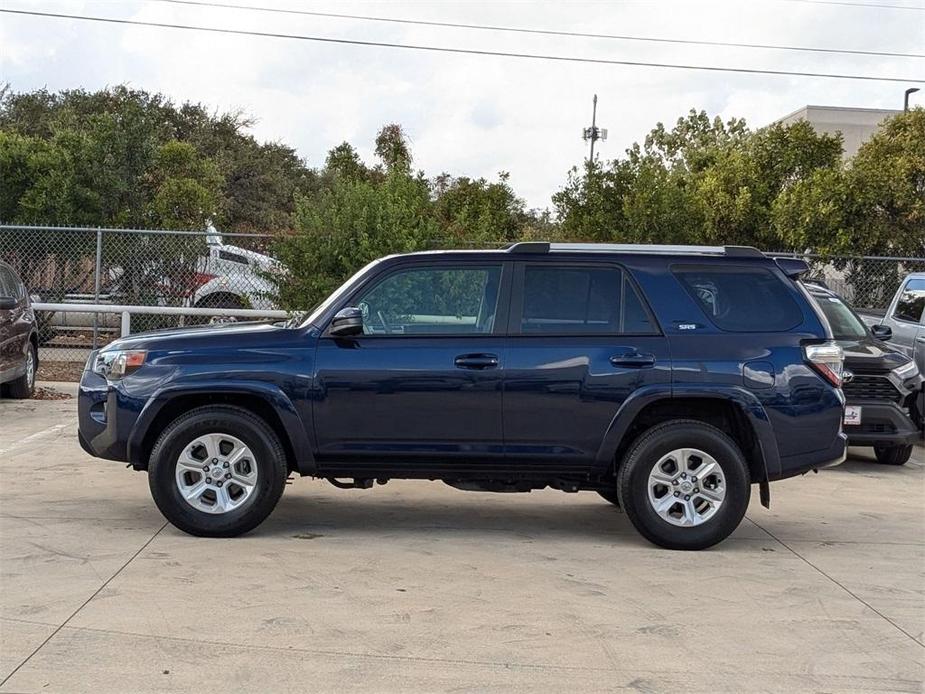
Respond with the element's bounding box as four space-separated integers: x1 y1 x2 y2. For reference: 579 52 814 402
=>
610 352 656 368
454 353 499 370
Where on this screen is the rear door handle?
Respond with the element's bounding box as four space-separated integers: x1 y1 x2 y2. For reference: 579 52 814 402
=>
454 353 499 370
610 352 656 368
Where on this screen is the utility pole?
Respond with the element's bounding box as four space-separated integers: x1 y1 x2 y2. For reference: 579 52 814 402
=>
582 94 607 164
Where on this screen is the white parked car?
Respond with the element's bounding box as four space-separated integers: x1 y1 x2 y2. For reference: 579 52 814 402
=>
38 226 283 341
191 227 281 312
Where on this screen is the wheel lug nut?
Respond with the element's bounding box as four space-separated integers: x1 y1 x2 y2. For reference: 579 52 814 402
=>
223 462 229 468
202 465 209 471
681 473 687 479
684 495 690 500
225 473 232 480
212 458 218 463
216 481 223 487
674 491 680 497
206 477 212 484
691 476 697 482
672 479 679 486
694 488 699 493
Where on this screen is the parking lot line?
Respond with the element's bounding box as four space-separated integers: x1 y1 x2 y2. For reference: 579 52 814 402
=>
746 516 925 647
0 423 69 456
0 522 168 689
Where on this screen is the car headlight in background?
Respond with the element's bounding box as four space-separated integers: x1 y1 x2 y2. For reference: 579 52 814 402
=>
894 360 920 381
94 350 147 379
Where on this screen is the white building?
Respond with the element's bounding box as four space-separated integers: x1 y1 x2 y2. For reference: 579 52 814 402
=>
772 105 900 158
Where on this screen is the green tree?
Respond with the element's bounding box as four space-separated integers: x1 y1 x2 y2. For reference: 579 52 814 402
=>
774 108 924 256
0 85 315 232
432 172 527 245
554 109 844 250
374 123 412 173
273 168 438 311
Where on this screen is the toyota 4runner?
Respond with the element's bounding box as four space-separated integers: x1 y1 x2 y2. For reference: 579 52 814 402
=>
78 244 848 550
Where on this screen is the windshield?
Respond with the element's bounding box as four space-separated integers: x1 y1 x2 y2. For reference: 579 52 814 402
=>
809 291 868 340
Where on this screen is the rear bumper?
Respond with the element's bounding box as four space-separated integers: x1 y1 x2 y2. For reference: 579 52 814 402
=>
774 431 848 480
845 400 922 447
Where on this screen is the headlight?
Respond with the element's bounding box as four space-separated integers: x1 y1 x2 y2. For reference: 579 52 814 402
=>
94 350 147 379
894 360 920 380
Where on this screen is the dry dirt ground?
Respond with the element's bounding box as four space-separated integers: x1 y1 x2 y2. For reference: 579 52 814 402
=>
1 384 923 693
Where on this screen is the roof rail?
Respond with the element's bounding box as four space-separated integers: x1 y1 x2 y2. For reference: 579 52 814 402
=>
506 242 764 257
505 242 550 253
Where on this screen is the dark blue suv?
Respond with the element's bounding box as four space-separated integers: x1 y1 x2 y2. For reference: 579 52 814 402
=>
78 243 847 549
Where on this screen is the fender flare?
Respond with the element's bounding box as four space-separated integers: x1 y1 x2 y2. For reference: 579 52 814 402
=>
594 385 780 482
127 380 316 475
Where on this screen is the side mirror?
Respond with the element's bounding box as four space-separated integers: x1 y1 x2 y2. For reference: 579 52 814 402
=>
0 296 17 310
871 324 892 341
330 307 364 337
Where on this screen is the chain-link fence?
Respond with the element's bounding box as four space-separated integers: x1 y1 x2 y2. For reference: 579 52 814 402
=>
0 224 283 377
2 224 923 380
772 252 925 310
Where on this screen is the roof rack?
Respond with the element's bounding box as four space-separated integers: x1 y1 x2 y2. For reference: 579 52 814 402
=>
505 242 764 258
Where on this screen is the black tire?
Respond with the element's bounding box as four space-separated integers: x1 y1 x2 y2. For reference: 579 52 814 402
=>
6 342 37 399
596 489 621 507
873 444 913 466
616 419 751 551
148 405 288 537
189 293 244 325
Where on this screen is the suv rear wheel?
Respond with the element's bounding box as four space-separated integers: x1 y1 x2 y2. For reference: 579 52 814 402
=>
873 444 912 466
617 420 751 550
148 405 288 537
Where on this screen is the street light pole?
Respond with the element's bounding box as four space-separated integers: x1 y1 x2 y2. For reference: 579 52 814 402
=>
904 87 920 111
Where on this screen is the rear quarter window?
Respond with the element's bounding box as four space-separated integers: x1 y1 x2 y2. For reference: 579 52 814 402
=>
673 266 803 332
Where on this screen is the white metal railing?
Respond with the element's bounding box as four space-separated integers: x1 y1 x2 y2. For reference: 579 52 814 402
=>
33 302 290 338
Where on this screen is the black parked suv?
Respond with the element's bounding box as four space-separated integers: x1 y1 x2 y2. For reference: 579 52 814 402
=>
806 283 922 465
0 261 39 399
78 244 849 550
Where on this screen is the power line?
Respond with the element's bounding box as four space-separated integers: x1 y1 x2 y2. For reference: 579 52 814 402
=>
3 8 923 84
151 0 925 60
777 0 925 10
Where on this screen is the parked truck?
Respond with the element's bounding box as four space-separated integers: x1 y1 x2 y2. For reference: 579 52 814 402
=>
859 272 925 436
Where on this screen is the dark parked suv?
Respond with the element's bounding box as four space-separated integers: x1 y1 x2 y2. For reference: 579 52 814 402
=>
0 261 39 399
78 244 848 550
805 283 922 465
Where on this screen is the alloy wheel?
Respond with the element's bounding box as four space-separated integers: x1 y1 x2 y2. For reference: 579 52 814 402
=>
174 433 259 514
25 348 35 388
646 448 726 527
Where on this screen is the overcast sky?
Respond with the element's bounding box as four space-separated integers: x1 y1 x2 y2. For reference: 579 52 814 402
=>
1 0 923 209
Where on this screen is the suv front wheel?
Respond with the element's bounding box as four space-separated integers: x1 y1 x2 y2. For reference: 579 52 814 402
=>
148 405 288 537
617 420 751 550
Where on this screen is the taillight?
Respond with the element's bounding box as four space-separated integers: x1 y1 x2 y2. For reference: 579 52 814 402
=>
192 272 216 289
804 342 844 387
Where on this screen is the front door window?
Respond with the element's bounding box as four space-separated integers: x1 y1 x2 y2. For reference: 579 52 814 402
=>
355 266 502 335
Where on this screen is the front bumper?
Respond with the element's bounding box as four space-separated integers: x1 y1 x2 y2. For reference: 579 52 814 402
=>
77 355 133 463
844 400 922 447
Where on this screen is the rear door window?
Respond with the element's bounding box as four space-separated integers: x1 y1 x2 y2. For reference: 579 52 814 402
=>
515 265 656 335
674 266 803 332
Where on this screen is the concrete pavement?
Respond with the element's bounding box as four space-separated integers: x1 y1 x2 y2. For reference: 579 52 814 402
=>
1 385 923 692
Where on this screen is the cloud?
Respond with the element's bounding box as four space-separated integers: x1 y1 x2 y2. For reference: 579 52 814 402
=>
2 0 921 210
